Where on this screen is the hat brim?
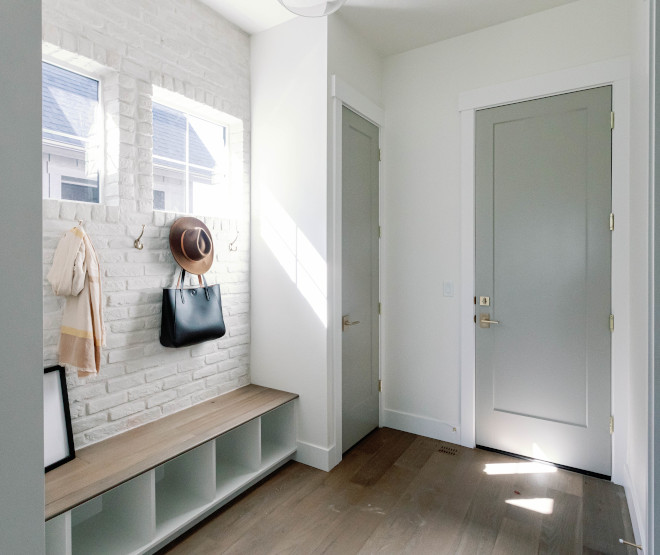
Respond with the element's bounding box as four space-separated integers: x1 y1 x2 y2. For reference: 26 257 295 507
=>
169 217 214 275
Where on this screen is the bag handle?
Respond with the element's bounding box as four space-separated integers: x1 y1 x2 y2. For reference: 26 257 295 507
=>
176 269 210 303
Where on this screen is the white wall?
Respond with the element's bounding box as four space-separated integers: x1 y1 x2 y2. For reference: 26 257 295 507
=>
627 1 651 548
0 1 45 552
42 0 252 448
250 17 332 469
328 15 383 108
381 0 632 453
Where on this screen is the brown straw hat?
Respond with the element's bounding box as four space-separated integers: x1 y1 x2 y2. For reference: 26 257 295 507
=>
169 217 214 275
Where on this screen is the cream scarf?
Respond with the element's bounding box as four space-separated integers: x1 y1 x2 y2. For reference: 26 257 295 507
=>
47 225 105 376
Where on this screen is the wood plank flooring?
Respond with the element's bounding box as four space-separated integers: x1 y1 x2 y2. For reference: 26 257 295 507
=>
159 428 637 555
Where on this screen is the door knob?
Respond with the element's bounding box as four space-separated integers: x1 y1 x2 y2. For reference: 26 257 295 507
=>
342 315 360 331
480 313 501 328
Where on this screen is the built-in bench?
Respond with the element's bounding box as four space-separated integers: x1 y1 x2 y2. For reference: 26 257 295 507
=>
45 384 298 555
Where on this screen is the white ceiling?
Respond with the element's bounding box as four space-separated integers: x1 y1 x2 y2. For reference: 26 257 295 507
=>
200 0 580 57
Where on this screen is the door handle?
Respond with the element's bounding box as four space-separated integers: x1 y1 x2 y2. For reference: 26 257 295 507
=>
480 313 500 328
342 315 360 331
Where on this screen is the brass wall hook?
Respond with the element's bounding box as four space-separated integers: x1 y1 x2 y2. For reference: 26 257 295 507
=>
229 228 239 252
134 224 145 250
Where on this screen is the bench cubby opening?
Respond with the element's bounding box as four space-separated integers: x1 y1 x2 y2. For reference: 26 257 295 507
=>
45 512 71 555
215 418 261 500
155 441 216 538
71 472 153 555
261 401 296 468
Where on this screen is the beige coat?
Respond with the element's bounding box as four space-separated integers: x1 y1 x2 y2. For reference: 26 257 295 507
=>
47 225 105 376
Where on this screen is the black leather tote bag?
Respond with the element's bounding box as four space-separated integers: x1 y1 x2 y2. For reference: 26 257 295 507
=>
160 269 226 348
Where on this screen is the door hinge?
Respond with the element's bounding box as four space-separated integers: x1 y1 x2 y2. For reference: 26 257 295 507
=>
378 302 382 315
610 415 614 435
610 314 614 332
610 111 615 130
379 225 382 239
378 379 382 392
378 149 382 162
609 213 614 231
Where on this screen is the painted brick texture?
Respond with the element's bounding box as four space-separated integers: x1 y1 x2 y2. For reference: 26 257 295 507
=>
42 0 251 448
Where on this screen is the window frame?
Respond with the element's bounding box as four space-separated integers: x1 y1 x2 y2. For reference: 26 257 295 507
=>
41 57 105 204
152 87 237 217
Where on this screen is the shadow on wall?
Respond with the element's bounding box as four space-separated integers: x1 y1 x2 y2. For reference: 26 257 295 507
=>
260 188 327 327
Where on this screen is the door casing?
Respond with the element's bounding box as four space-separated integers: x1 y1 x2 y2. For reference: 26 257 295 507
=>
458 58 631 485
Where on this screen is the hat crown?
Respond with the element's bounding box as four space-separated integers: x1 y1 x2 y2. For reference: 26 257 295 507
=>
180 228 211 262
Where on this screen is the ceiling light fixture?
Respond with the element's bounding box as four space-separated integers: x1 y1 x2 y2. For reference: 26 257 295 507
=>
277 0 347 17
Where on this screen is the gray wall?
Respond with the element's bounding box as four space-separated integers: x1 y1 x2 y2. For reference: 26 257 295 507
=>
0 0 45 552
652 1 659 552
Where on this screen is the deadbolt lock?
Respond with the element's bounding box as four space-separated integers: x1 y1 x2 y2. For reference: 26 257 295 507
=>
479 296 490 306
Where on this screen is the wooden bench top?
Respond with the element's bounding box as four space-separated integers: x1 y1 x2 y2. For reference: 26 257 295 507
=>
45 384 298 520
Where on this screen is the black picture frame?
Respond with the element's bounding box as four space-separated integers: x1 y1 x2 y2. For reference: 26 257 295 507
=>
44 365 75 472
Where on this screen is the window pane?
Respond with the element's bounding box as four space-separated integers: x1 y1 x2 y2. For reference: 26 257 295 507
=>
62 178 99 203
190 168 220 216
154 164 186 213
42 62 100 203
42 62 98 143
188 116 225 169
153 103 186 163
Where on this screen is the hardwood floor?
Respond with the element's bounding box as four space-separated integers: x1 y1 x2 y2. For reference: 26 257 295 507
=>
159 428 636 554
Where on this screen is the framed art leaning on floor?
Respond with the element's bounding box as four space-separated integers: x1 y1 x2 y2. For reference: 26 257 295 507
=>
44 365 75 472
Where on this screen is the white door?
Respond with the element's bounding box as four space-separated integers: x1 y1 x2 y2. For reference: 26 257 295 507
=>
342 106 380 453
475 87 612 477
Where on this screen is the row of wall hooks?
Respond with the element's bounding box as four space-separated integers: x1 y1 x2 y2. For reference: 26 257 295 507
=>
130 223 239 252
77 220 238 253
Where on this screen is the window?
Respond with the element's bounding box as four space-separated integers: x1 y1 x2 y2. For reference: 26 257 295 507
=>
42 62 101 203
153 102 228 215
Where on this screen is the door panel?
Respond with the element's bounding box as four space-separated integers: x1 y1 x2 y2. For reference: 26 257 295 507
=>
342 106 379 453
475 87 612 476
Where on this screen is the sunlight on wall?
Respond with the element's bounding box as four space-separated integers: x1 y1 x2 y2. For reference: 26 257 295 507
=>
532 443 549 461
483 461 557 475
505 497 554 515
261 188 327 326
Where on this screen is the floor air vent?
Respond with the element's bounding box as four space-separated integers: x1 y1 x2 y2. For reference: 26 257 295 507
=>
438 444 458 456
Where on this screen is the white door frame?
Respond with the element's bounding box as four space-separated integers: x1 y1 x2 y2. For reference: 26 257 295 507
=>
329 75 384 469
458 57 630 485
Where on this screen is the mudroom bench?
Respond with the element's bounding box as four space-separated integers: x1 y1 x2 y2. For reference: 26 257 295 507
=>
45 384 298 555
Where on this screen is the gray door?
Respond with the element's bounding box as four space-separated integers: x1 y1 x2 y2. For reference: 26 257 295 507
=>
475 87 612 476
342 106 380 453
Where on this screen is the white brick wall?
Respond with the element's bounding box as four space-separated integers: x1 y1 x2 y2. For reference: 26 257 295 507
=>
42 0 251 448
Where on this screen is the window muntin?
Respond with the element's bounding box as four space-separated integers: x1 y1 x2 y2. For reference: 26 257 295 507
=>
153 102 228 216
42 62 101 203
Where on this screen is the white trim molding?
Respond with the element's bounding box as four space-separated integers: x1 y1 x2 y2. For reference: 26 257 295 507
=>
331 75 384 126
382 409 459 443
294 439 335 472
458 57 631 490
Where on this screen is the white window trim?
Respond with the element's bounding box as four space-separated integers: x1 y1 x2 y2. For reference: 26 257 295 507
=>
41 55 106 204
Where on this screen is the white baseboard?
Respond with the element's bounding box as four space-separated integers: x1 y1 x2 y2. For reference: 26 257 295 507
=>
624 463 646 550
294 440 335 472
382 409 460 444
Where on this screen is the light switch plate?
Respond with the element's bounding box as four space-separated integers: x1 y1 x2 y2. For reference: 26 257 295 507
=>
443 281 454 297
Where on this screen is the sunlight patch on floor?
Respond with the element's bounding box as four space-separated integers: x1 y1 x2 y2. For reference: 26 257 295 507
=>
483 461 557 475
505 497 554 515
